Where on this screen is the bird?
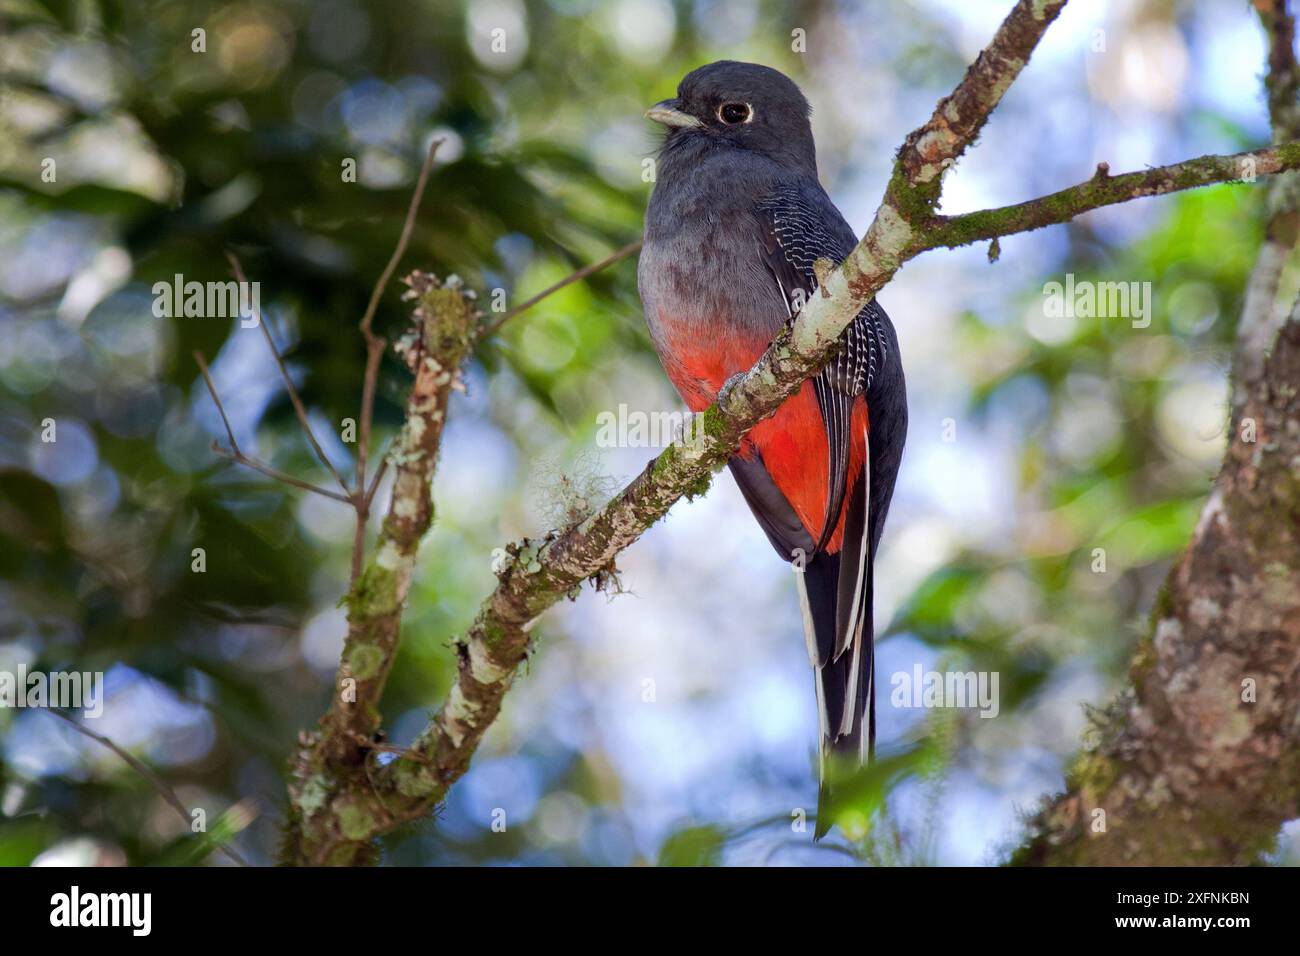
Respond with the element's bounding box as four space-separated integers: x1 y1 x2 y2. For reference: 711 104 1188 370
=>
638 61 907 838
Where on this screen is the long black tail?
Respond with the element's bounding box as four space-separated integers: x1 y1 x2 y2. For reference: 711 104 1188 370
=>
799 475 875 840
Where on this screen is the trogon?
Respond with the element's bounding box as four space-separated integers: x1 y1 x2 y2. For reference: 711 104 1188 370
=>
638 61 908 837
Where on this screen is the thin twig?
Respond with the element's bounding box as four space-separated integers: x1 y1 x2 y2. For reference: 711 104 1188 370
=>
479 238 642 339
349 443 392 583
346 731 432 766
351 138 443 585
349 508 368 584
48 710 253 867
194 351 352 503
193 351 239 449
356 138 443 490
210 444 352 502
358 139 444 343
364 441 392 506
225 253 351 496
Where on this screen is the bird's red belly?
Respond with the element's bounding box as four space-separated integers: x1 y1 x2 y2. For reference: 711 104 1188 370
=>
658 324 866 553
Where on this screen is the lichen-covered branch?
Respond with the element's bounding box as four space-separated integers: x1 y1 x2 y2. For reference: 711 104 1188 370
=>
889 0 1068 216
285 273 477 865
927 143 1300 251
285 0 1300 865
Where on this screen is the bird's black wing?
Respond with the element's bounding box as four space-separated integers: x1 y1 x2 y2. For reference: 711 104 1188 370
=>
754 182 891 652
749 182 904 833
755 184 888 559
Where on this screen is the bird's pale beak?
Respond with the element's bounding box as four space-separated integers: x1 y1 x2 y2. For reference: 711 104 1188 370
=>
645 99 702 129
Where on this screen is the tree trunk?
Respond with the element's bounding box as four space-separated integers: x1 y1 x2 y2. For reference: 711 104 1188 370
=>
1016 317 1300 865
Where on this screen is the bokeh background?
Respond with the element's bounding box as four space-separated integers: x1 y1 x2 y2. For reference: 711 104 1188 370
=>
2 0 1297 866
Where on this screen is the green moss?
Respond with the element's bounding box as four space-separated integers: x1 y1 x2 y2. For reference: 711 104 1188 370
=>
476 613 511 649
1068 751 1117 797
393 759 439 799
886 165 941 224
1151 581 1174 619
346 644 385 681
1031 0 1057 22
681 468 715 501
337 796 379 841
349 562 399 617
651 443 680 479
420 285 477 362
700 404 729 442
296 775 332 817
325 842 364 866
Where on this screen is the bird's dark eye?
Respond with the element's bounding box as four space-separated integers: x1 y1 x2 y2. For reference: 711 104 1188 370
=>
718 102 752 125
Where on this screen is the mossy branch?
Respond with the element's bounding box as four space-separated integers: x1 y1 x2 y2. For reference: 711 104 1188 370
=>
285 272 478 865
926 144 1300 250
889 0 1068 215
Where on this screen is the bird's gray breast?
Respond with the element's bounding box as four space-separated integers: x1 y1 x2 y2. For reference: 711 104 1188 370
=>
638 150 788 355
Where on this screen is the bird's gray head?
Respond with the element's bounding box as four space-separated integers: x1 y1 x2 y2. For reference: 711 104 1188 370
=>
646 61 816 175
